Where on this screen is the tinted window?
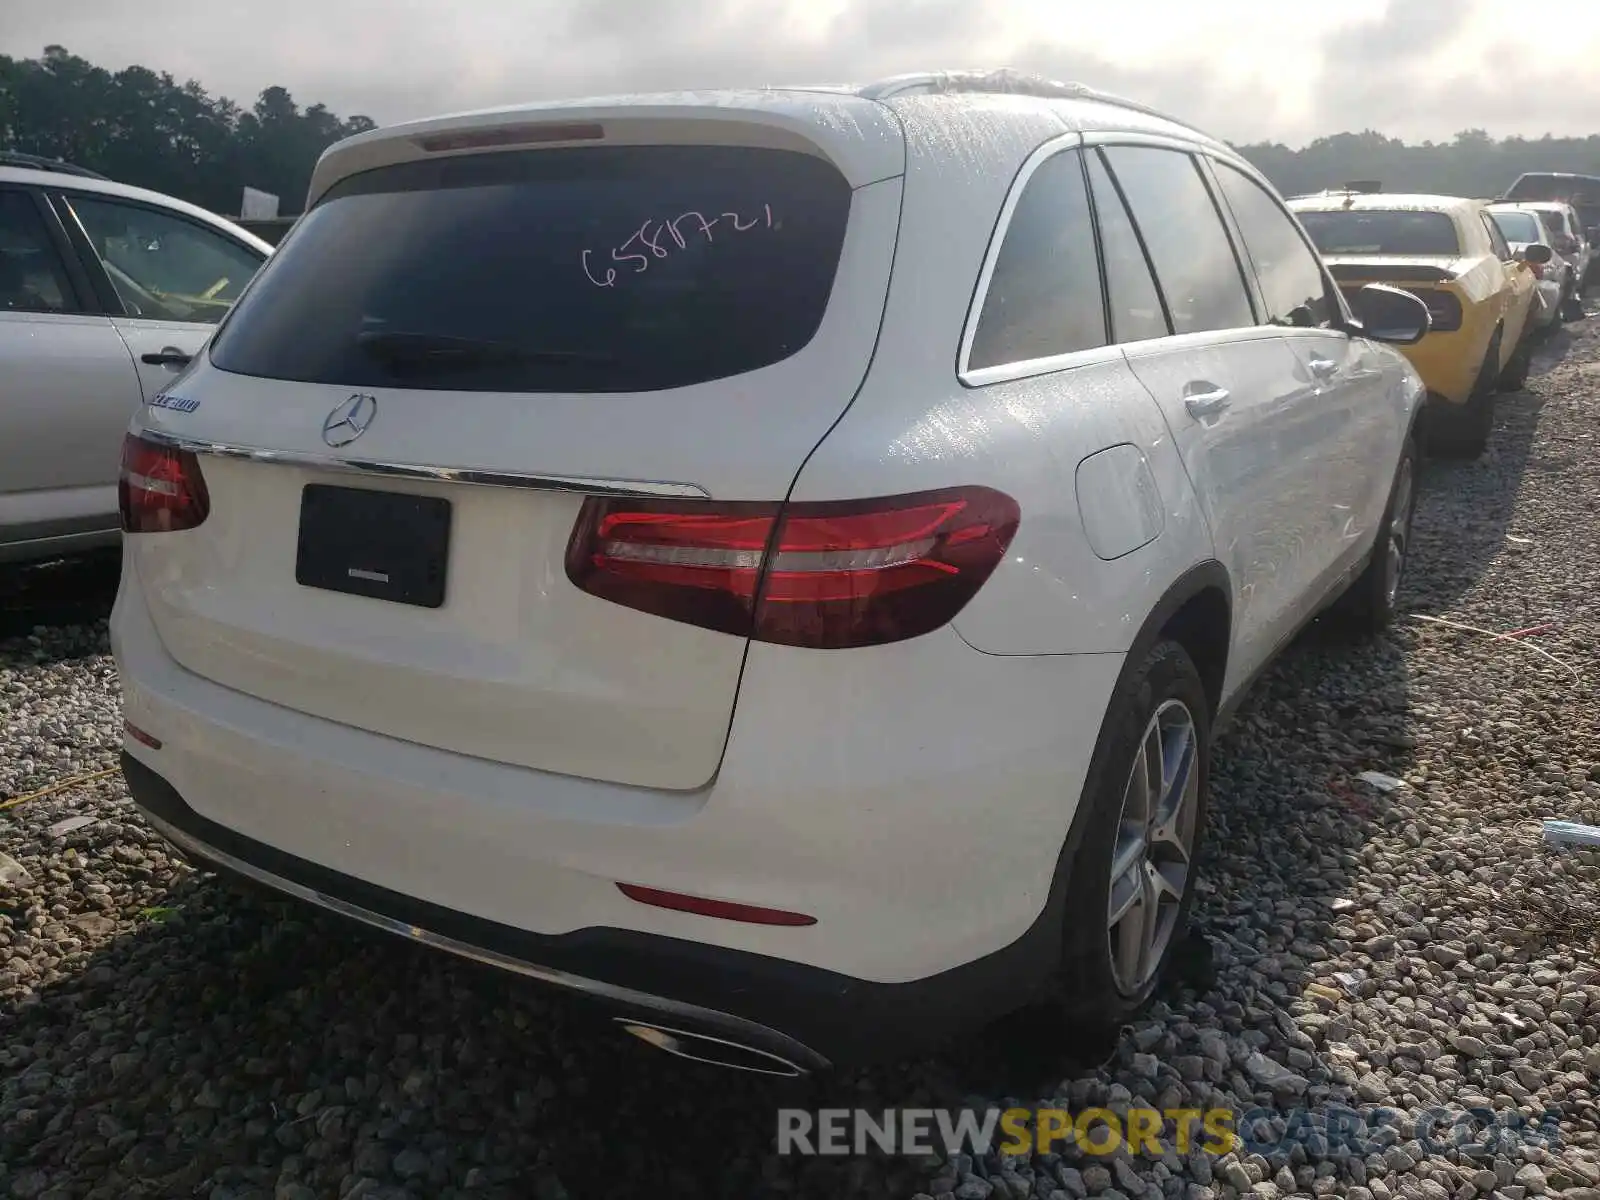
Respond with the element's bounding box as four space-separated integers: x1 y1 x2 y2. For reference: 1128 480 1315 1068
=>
1506 174 1600 205
1481 214 1511 259
1212 162 1333 328
1084 152 1168 342
968 150 1106 369
1532 208 1571 237
1489 210 1541 243
1532 210 1569 242
67 195 263 324
1297 210 1461 256
209 146 853 393
1099 146 1255 335
0 191 76 314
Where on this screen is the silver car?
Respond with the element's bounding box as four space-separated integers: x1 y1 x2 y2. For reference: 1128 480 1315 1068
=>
0 160 271 564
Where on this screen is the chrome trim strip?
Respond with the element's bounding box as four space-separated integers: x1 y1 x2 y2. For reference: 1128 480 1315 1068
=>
615 1020 804 1077
137 805 828 1071
136 428 711 500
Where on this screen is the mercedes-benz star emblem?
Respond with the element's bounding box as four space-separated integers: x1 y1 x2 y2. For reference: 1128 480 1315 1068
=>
322 393 377 447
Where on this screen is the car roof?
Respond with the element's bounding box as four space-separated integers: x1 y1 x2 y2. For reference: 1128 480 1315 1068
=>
1513 170 1600 182
0 164 275 256
307 69 1238 209
1289 192 1481 216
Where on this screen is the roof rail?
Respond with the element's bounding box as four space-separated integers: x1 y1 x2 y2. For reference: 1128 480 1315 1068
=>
0 150 110 180
857 69 1209 135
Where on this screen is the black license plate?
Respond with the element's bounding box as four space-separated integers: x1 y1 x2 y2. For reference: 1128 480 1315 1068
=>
295 484 452 608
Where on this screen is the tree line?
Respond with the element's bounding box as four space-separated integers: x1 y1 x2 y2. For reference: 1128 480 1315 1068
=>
5 46 1600 217
0 46 376 215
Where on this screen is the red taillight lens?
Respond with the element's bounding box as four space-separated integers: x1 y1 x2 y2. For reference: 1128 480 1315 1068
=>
118 433 210 533
566 485 1020 648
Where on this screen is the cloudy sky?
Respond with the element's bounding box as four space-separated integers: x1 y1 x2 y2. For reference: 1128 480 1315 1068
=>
5 0 1597 147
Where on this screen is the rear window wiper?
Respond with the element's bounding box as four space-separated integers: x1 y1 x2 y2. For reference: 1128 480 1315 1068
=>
355 330 615 368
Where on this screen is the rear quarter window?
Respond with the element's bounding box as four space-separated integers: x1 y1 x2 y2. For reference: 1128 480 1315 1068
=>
967 148 1107 370
208 145 855 393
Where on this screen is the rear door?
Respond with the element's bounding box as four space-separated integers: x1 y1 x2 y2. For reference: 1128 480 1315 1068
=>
0 186 142 545
1480 210 1534 352
1206 156 1396 585
125 104 906 791
54 191 267 401
1089 141 1328 690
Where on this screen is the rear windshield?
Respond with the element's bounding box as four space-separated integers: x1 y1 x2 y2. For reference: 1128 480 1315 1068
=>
1296 209 1461 256
208 145 854 393
1489 210 1540 243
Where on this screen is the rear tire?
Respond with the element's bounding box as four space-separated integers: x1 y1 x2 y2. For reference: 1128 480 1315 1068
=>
1562 276 1587 322
1429 331 1498 460
1332 434 1418 634
1057 641 1211 1023
1497 332 1532 391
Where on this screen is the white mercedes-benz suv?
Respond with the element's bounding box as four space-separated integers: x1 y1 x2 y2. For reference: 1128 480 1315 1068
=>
111 70 1430 1075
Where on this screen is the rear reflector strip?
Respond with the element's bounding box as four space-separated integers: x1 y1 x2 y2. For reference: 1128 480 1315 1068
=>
123 720 162 750
616 883 817 927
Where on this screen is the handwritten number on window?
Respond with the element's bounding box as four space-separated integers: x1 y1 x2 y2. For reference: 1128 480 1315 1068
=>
583 205 774 287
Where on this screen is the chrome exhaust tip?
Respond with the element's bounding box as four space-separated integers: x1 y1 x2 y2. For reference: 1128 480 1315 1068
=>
616 1019 807 1076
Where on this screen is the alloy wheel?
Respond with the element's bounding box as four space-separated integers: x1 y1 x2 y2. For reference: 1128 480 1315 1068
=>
1106 698 1200 995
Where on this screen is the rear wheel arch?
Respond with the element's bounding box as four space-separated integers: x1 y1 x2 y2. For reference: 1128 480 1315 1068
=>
1125 562 1232 722
1046 570 1228 1020
1009 561 1232 1014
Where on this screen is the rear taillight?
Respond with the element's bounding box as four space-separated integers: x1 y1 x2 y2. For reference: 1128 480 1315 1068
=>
566 485 1020 649
118 433 210 533
1416 289 1463 332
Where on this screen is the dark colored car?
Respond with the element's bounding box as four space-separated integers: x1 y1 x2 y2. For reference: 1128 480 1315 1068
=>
1502 173 1600 281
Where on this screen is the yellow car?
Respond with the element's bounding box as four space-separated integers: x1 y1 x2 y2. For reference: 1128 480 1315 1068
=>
1289 189 1548 459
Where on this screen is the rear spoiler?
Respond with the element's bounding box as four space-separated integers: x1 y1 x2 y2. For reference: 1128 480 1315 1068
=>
1325 262 1457 285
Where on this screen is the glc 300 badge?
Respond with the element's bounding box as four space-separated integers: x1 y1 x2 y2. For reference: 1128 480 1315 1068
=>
149 392 200 414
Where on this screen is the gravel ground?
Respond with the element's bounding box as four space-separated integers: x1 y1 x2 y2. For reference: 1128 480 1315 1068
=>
2 315 1599 1200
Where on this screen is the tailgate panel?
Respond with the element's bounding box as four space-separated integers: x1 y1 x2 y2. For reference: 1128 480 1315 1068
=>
137 456 746 791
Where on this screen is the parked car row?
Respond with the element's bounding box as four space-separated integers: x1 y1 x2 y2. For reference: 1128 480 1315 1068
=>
1284 182 1578 460
1500 169 1600 284
0 73 1581 1074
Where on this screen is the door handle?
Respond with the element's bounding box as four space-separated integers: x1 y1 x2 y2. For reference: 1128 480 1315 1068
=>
1307 356 1339 380
141 347 192 368
1183 384 1232 419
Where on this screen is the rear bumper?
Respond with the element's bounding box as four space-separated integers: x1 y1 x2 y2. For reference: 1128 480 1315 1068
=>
112 547 1123 1066
123 750 1064 1068
1401 328 1483 406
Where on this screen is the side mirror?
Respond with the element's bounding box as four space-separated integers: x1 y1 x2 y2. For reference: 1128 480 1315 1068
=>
1349 283 1431 345
1521 242 1554 265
